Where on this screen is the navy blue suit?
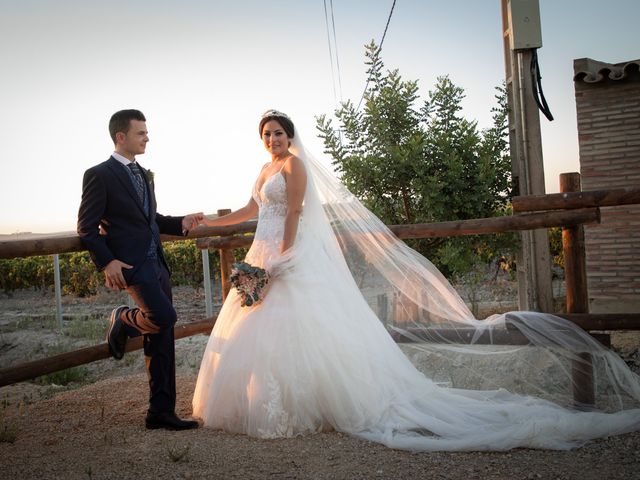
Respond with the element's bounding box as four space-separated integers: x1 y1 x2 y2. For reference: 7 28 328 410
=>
78 156 185 413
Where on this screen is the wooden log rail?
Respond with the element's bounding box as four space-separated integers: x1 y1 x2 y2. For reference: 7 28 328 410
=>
3 314 636 388
1 209 601 260
388 208 599 239
512 186 640 212
194 208 601 250
0 222 258 260
0 319 216 388
390 327 612 347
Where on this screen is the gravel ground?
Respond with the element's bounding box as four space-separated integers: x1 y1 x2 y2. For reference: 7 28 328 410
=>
1 373 639 480
1 287 640 479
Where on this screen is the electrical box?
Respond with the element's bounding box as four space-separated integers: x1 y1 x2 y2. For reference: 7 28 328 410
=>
508 0 543 50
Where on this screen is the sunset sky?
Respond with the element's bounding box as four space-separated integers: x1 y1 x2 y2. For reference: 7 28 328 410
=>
1 0 638 233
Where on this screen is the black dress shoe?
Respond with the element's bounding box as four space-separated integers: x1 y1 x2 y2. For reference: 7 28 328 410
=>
145 412 199 431
106 305 129 360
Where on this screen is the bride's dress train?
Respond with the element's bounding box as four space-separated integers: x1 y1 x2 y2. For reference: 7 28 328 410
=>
193 142 640 451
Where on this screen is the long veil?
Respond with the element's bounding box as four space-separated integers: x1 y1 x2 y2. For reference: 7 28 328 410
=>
285 129 640 417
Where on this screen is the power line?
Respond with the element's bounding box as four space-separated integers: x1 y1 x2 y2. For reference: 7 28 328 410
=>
356 0 397 111
323 0 339 105
329 0 343 102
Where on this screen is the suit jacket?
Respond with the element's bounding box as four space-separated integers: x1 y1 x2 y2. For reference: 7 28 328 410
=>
77 156 184 276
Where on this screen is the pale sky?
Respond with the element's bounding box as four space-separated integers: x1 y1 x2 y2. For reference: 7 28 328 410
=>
1 0 638 233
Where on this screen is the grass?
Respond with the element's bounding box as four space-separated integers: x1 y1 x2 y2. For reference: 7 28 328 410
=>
63 316 105 342
32 342 90 386
122 352 137 367
167 443 191 463
35 366 89 386
0 422 17 444
0 313 106 341
0 403 17 444
0 315 57 334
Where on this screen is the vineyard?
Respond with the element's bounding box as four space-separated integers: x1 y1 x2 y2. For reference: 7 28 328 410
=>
0 241 248 297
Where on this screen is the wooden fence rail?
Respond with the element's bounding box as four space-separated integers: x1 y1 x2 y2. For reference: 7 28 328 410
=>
192 208 600 249
512 186 640 212
0 222 258 259
0 320 216 388
2 313 637 388
1 208 601 260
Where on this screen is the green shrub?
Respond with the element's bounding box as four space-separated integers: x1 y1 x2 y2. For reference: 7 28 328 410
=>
60 252 103 297
163 240 221 288
0 241 229 296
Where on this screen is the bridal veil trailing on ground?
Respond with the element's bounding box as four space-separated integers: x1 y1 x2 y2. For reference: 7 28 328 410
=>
193 118 640 451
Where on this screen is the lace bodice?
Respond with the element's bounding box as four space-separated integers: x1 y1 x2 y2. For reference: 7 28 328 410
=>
245 172 288 266
254 171 288 219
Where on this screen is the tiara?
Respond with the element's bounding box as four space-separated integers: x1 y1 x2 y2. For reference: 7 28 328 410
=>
261 109 290 120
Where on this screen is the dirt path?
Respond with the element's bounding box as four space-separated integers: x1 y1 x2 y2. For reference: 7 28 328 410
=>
1 373 639 480
1 288 640 479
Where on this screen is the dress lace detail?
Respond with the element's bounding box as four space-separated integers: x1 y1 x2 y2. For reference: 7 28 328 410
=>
245 172 288 267
257 372 292 438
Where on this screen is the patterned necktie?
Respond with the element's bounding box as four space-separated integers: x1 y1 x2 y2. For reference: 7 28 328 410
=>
128 162 145 203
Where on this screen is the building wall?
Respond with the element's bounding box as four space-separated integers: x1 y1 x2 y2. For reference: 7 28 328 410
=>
574 59 640 313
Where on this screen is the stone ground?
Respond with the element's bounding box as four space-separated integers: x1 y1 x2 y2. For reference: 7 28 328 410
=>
1 286 640 480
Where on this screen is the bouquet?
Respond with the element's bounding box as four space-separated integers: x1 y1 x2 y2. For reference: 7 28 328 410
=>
229 262 271 307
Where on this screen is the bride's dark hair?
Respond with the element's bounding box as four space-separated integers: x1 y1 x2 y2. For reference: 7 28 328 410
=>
259 110 295 139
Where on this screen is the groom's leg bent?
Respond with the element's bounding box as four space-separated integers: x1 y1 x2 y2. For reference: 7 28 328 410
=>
121 258 178 413
121 259 176 335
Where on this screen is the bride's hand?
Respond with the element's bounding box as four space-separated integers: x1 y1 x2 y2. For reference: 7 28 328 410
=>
265 250 295 278
256 277 272 305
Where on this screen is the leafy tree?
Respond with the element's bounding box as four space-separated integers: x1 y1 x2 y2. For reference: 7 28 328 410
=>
316 41 517 278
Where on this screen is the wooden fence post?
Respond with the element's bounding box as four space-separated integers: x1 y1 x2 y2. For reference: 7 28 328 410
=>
217 209 234 301
561 172 595 407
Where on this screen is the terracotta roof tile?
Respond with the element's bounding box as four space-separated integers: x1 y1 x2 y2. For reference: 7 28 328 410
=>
573 57 640 83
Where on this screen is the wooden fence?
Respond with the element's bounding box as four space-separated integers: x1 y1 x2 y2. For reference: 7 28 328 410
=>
1 173 639 407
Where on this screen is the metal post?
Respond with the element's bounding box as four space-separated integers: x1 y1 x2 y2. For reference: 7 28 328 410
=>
501 0 553 312
52 254 63 329
201 249 213 318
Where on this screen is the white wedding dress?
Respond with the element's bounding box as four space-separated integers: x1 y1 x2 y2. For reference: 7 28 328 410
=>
192 149 640 451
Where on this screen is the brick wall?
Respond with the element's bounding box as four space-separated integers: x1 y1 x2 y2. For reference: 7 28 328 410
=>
574 60 640 313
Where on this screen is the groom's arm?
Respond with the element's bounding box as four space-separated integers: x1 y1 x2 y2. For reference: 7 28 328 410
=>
155 213 185 236
156 212 204 236
77 167 116 270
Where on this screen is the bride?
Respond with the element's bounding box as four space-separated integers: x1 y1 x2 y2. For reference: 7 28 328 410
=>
192 110 640 451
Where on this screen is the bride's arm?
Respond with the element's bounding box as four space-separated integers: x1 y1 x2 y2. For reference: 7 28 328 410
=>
280 156 307 253
200 197 259 227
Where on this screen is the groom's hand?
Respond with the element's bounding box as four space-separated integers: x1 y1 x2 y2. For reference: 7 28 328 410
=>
182 212 204 235
104 259 133 291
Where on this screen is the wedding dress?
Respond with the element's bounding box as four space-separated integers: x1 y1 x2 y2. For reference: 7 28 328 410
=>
192 131 640 451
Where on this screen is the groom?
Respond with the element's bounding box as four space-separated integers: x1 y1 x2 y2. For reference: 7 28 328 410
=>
77 109 203 430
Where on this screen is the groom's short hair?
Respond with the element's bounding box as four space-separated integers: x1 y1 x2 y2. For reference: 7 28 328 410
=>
109 109 146 144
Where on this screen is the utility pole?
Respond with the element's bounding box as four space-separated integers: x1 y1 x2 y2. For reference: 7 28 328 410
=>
501 0 554 312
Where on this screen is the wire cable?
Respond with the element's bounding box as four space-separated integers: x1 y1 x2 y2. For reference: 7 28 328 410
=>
324 0 339 105
530 49 554 121
356 0 397 111
330 0 343 102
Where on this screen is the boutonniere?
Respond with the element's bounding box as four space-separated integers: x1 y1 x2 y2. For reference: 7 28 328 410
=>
144 168 155 186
